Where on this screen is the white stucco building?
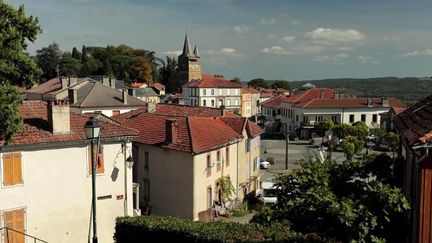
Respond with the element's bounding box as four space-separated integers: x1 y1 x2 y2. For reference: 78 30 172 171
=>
0 100 138 243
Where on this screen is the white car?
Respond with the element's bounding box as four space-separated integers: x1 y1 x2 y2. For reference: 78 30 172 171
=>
260 160 271 169
257 181 278 205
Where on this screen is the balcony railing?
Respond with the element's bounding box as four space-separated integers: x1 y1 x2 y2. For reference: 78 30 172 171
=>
0 227 47 243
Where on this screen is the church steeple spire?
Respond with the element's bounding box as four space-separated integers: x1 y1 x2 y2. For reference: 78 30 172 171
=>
182 33 193 57
193 45 200 58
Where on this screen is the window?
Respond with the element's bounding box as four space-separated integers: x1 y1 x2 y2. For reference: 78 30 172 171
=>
227 89 231 95
207 187 212 209
216 151 221 171
331 115 338 123
2 208 25 243
253 157 258 172
226 147 230 166
227 100 231 106
211 89 215 95
211 100 215 107
112 110 120 116
143 179 150 201
246 139 250 152
203 89 206 95
361 114 366 122
315 116 323 122
235 99 239 106
372 114 378 123
203 100 207 106
349 114 355 123
296 115 299 122
219 89 222 95
144 152 149 170
207 154 212 177
2 153 23 186
89 144 104 175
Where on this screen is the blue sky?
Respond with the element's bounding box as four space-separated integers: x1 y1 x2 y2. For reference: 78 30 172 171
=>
9 0 432 81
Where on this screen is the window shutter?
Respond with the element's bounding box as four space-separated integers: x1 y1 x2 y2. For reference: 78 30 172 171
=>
2 209 25 243
13 153 23 184
3 154 13 186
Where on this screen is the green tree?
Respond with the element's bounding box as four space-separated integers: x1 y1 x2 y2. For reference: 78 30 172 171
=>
351 121 369 138
159 56 178 89
0 85 23 144
315 119 334 137
71 47 81 60
81 45 88 63
59 53 82 76
333 124 352 139
252 155 409 242
340 136 364 160
386 132 399 158
131 55 153 84
248 78 268 89
271 80 290 90
0 1 42 86
36 42 61 80
230 77 242 84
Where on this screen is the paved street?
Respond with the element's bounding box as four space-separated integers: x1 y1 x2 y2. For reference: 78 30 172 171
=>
259 138 346 182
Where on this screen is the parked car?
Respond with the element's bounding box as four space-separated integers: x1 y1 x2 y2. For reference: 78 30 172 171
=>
257 181 278 205
260 160 271 169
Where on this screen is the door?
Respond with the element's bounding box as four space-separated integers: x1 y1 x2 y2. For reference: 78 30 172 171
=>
2 208 25 243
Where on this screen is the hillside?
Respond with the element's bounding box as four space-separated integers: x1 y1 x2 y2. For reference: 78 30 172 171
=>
286 77 432 102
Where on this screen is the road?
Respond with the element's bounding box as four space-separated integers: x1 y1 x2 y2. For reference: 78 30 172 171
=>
259 139 346 182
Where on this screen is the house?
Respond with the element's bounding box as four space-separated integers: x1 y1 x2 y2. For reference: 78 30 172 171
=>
0 100 138 243
393 94 432 243
128 87 160 104
112 105 262 221
241 87 260 118
182 74 243 113
152 83 166 96
24 77 147 116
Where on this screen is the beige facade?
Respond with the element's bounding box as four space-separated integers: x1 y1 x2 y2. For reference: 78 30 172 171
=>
241 92 252 118
0 143 134 243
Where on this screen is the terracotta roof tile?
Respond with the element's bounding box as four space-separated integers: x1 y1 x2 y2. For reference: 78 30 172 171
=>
0 101 138 147
261 95 290 109
242 87 259 94
284 88 335 104
296 98 404 109
182 74 242 88
152 82 165 91
394 95 432 146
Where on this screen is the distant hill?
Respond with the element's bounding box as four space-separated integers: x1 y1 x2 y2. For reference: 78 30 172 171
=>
285 77 432 102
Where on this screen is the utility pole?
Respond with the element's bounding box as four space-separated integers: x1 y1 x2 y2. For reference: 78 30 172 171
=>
285 123 289 170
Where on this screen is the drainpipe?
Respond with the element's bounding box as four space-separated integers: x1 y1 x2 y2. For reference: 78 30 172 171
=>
123 141 129 216
236 141 239 200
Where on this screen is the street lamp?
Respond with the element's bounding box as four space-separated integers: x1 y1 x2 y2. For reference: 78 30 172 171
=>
126 155 134 169
84 117 100 243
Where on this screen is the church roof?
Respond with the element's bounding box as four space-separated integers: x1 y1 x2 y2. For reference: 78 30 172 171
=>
181 34 193 57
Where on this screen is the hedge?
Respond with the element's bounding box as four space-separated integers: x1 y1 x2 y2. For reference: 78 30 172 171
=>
114 216 332 242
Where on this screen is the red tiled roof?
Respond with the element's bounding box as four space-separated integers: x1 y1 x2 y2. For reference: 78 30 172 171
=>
242 87 259 94
260 91 273 98
261 95 290 109
155 104 238 118
130 82 146 88
393 107 406 115
0 101 138 147
246 120 263 137
284 88 335 104
182 74 243 88
220 118 263 138
394 95 432 146
296 98 404 109
152 82 165 91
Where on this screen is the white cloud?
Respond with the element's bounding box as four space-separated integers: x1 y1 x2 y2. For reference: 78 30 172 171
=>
261 18 277 25
262 46 292 55
306 28 365 42
358 55 380 64
203 48 242 57
233 25 250 34
161 50 182 56
314 53 348 62
283 36 295 43
398 49 432 57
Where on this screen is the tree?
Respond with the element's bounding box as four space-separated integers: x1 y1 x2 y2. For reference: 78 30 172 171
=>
351 121 369 138
333 124 352 139
59 53 82 76
159 56 178 88
272 80 290 90
81 45 88 63
71 47 81 60
230 77 242 84
252 155 410 242
0 1 42 86
386 132 399 158
341 136 364 160
0 85 23 144
36 43 61 80
315 119 334 137
131 55 153 84
248 78 268 89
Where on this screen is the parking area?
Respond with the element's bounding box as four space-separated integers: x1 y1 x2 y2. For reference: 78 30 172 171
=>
259 138 346 182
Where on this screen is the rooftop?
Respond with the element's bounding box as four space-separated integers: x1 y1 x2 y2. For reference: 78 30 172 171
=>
296 97 404 109
183 74 243 89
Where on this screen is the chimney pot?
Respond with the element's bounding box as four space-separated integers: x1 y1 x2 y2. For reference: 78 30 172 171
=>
69 77 78 86
382 97 389 107
110 77 116 89
165 119 177 144
68 89 77 104
47 100 70 134
61 76 69 90
102 77 110 87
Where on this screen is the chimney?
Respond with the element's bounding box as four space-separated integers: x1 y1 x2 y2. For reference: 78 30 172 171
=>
147 102 156 113
165 119 177 144
61 76 69 89
367 98 373 107
102 77 110 87
128 88 136 97
382 97 389 107
220 105 226 116
69 77 78 86
109 77 116 89
122 90 128 104
68 89 77 104
47 100 70 135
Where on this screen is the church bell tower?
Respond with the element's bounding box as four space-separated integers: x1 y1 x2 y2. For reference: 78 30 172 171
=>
178 34 202 81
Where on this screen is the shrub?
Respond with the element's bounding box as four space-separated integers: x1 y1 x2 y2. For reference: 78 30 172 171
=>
114 215 330 242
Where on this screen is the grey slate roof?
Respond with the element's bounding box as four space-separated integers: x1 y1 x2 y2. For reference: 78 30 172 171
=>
72 81 147 108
